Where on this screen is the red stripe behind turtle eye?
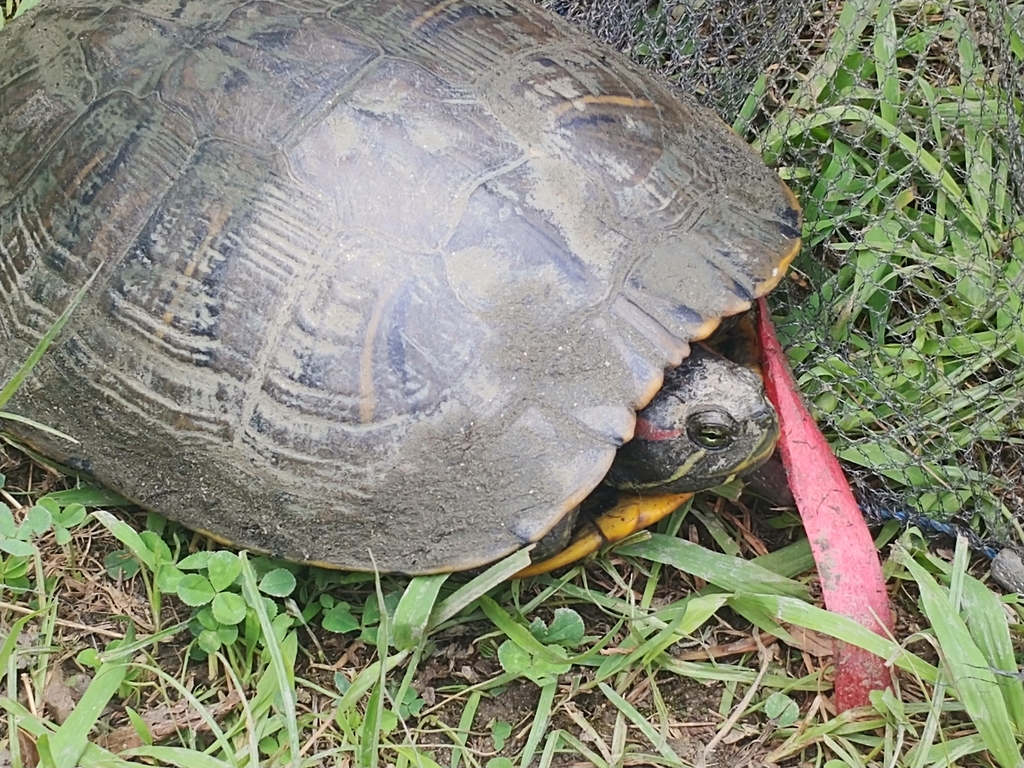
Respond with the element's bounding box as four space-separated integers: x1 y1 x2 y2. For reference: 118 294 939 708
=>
634 418 682 441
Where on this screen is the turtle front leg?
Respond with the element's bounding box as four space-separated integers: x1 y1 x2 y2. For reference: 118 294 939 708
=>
513 493 692 578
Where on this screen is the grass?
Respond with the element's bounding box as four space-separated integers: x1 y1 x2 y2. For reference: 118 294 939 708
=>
748 0 1024 536
0 0 36 28
1 0 1024 767
1 474 1022 767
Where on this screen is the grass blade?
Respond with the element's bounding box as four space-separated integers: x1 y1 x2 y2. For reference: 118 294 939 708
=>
448 690 480 768
392 746 444 768
48 661 127 768
519 681 556 768
0 264 101 411
597 683 684 766
358 569 391 768
961 575 1024 731
616 534 808 599
91 510 156 571
0 412 78 443
393 573 447 651
478 596 574 666
120 746 235 768
736 593 938 682
239 552 301 767
336 649 410 715
871 0 899 129
431 548 532 629
0 697 139 767
893 547 1021 768
790 0 879 110
0 612 36 673
359 671 385 768
537 729 568 768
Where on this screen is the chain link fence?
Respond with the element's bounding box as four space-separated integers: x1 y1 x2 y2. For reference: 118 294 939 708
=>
543 0 1024 555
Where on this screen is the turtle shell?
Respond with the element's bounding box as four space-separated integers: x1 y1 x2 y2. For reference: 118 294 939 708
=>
0 0 801 573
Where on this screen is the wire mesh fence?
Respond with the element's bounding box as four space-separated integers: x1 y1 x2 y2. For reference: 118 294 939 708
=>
543 0 1024 555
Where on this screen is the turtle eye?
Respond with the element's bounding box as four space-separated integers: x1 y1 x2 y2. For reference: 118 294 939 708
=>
686 410 737 451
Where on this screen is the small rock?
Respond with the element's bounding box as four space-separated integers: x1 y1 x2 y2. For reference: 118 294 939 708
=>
990 549 1024 593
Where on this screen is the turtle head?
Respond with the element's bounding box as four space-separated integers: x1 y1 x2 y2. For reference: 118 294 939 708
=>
605 346 779 494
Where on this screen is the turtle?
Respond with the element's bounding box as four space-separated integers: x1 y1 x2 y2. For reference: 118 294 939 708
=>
0 0 801 575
